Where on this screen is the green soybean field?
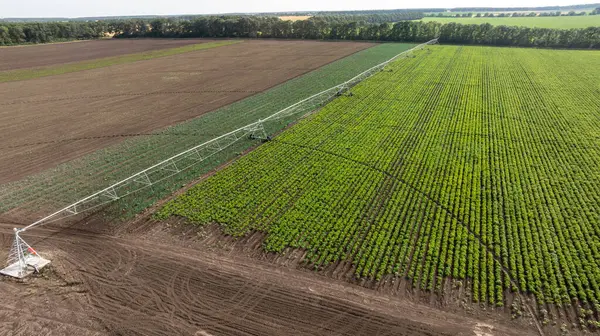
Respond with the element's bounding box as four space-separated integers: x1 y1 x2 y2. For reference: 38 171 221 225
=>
157 45 600 312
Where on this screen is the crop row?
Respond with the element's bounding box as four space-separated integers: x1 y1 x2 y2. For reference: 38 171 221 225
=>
157 45 600 309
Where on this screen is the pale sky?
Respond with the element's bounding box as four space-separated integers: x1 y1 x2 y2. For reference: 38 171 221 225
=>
0 0 598 18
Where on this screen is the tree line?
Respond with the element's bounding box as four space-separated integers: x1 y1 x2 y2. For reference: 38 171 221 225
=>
305 12 423 24
110 17 600 49
0 21 107 45
1 16 599 49
263 9 427 15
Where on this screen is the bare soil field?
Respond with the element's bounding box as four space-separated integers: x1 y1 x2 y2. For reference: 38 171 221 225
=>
0 216 535 336
0 39 216 71
0 40 372 184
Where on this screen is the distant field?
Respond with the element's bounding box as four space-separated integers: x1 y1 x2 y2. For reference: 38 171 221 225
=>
425 8 598 16
422 15 600 28
0 39 220 71
0 40 238 82
279 15 312 21
158 44 600 316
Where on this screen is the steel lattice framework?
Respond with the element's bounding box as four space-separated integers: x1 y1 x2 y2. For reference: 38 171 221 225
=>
1 39 438 278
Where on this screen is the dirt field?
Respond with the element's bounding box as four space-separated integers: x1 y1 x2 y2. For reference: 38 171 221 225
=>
0 40 372 184
279 15 312 21
0 216 536 336
0 39 216 71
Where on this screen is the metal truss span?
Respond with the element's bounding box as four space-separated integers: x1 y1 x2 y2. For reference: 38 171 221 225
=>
2 38 438 277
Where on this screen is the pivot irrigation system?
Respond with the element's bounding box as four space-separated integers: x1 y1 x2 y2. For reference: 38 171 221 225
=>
1 39 438 278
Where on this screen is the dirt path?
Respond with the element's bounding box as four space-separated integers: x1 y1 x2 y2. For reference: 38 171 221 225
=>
0 218 536 336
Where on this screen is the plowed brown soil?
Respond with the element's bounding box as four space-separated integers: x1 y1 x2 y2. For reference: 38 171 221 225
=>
0 219 535 336
0 39 215 71
0 40 372 184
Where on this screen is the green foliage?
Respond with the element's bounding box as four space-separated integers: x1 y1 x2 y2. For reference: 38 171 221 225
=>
158 45 600 308
0 40 241 83
0 21 108 45
307 12 423 24
109 17 600 48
